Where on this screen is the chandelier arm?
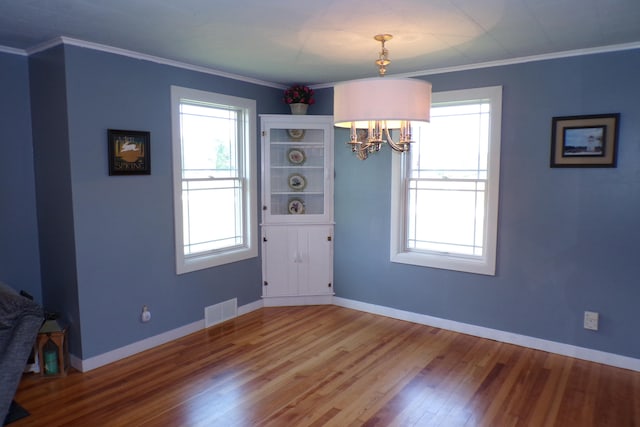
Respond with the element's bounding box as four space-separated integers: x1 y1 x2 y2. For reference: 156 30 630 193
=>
384 127 407 152
346 122 378 159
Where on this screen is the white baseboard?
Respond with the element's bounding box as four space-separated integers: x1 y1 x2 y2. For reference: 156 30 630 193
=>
71 320 203 372
71 300 264 372
333 297 640 372
71 296 639 373
262 294 334 307
238 299 263 315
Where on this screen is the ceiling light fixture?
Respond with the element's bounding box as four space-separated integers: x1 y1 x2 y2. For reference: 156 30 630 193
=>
333 34 432 160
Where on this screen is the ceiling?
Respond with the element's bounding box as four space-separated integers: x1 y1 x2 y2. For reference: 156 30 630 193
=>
2 0 640 87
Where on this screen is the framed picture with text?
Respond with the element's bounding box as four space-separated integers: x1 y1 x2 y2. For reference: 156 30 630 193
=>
550 114 620 168
108 129 151 175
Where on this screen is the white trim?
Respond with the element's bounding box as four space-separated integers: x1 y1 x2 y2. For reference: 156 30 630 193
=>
262 295 334 307
70 297 640 373
391 86 502 276
71 319 204 372
0 45 27 56
317 41 640 89
7 35 638 89
238 299 263 316
24 37 64 55
25 36 284 89
399 42 640 80
333 297 640 372
170 85 258 274
70 300 264 372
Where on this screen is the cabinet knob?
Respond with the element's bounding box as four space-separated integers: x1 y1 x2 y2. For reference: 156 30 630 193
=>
327 236 332 241
263 205 267 211
263 237 268 242
328 283 332 287
264 281 268 286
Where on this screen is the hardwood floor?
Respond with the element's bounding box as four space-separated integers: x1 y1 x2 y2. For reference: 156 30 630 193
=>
13 305 640 426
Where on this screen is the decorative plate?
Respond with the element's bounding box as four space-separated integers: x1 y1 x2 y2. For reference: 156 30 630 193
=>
288 198 305 214
287 148 306 165
288 173 307 191
287 129 305 140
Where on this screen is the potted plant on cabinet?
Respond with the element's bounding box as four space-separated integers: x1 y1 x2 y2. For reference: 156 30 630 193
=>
283 84 315 114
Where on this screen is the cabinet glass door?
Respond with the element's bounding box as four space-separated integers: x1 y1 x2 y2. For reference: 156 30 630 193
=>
268 127 325 218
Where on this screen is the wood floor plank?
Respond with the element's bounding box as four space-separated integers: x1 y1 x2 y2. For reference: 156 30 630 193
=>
13 305 640 426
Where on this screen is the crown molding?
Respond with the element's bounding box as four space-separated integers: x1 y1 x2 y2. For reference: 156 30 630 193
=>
6 36 640 90
403 41 640 79
316 41 640 89
23 37 64 55
24 36 285 89
0 45 27 56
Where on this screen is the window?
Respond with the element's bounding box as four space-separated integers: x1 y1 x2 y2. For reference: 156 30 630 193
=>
170 86 257 274
391 86 502 275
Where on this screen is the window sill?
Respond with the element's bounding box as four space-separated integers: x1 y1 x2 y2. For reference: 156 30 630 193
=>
391 250 496 276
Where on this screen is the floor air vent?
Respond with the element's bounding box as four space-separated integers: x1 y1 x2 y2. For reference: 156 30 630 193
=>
205 298 238 328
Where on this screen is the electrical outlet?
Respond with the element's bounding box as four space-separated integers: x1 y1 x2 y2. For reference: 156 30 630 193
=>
583 311 599 331
141 305 151 323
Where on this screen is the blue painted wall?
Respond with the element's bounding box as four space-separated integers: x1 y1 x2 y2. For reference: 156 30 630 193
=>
0 52 42 301
27 45 288 359
334 49 640 359
29 45 82 354
5 41 640 362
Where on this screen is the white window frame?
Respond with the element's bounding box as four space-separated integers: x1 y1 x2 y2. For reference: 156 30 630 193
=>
390 86 502 275
170 86 258 274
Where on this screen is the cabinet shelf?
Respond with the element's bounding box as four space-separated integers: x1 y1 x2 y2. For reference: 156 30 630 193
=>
271 165 324 170
261 115 333 224
271 141 324 146
272 191 324 195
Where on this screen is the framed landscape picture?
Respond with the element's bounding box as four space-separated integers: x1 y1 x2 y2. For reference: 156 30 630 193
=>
550 114 619 167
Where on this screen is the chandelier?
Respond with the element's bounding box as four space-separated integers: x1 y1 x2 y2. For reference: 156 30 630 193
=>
333 34 432 160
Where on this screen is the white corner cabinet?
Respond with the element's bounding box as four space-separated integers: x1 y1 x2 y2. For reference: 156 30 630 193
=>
260 114 334 306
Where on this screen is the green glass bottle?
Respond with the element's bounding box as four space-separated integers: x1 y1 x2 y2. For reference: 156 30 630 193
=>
43 337 59 375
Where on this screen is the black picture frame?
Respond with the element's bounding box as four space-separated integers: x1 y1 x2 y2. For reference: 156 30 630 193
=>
550 113 620 168
107 129 151 175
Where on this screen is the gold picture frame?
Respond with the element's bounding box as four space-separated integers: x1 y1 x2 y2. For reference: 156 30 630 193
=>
550 114 619 167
